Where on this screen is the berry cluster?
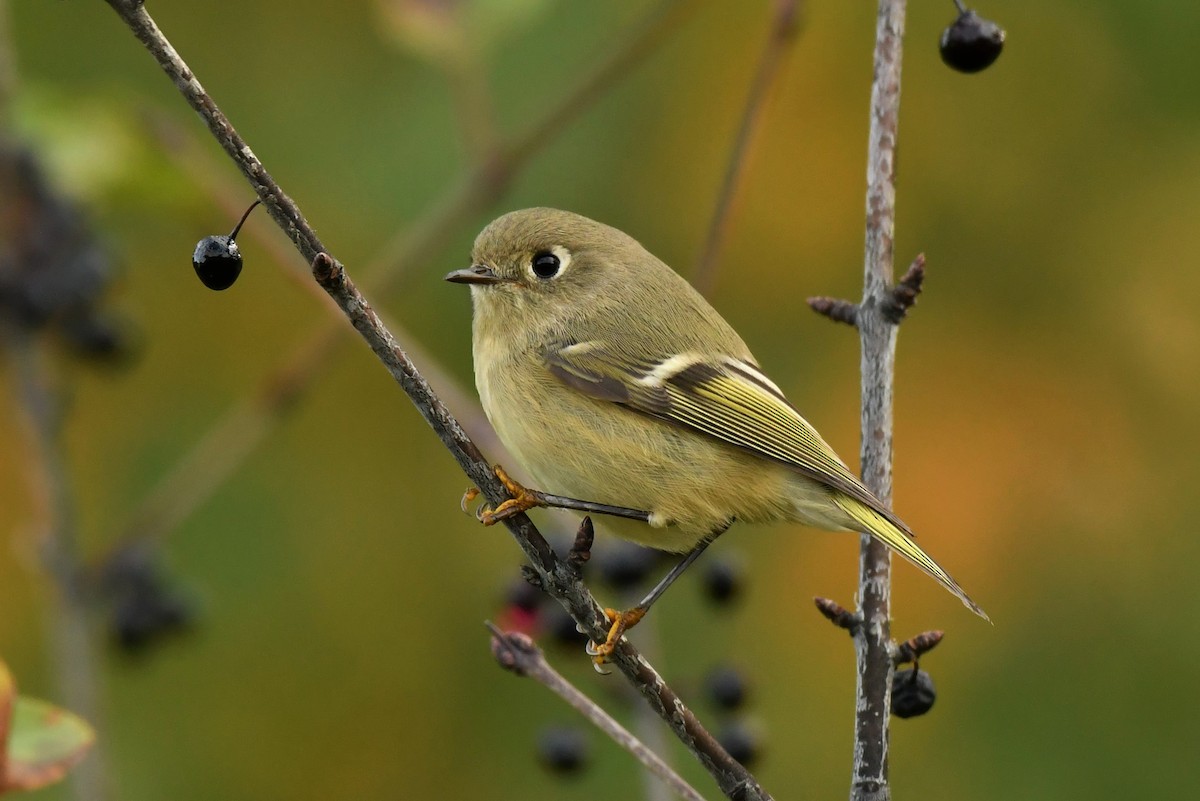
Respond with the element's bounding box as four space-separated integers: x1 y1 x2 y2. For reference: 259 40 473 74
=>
102 546 194 654
0 140 131 362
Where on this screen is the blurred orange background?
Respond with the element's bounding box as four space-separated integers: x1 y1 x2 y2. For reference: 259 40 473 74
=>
3 1 1198 799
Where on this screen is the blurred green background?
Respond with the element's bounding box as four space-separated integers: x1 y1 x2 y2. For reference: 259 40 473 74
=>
3 0 1199 799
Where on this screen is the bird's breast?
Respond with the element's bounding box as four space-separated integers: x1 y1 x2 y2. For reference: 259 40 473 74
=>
474 351 797 550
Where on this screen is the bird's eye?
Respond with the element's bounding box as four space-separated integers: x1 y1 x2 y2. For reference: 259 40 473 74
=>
531 252 561 279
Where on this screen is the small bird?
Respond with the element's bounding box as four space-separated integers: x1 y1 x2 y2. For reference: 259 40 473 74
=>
447 208 987 658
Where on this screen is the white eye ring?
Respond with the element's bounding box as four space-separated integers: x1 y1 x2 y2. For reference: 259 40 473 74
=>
529 245 571 280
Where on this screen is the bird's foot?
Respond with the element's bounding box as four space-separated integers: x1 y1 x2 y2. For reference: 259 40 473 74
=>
585 606 647 666
475 465 547 526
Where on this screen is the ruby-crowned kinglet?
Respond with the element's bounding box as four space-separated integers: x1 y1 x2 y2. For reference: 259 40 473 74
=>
447 208 986 621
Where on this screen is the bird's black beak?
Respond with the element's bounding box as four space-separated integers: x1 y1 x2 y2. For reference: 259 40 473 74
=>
444 264 505 285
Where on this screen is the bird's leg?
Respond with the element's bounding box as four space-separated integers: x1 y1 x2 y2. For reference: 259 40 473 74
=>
587 524 730 665
473 465 652 526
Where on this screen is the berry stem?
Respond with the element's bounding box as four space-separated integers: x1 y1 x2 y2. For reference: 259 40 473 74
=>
227 199 262 240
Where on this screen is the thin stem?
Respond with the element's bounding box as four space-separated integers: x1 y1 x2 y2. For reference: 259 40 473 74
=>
852 1 908 799
692 0 802 296
444 47 500 166
4 332 108 801
504 0 697 169
226 198 260 239
487 626 708 801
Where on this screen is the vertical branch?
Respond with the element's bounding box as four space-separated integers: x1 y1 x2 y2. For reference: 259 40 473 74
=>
5 334 108 801
853 1 906 800
1 8 104 798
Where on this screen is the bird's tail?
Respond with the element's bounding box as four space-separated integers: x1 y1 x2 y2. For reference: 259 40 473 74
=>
835 495 990 622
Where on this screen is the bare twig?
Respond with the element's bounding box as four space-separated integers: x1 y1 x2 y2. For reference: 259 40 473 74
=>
444 49 500 166
813 596 860 632
487 625 709 801
693 0 802 296
880 253 925 324
808 253 924 328
852 0 909 798
502 0 696 170
101 0 694 562
807 295 859 327
893 630 943 666
566 516 595 578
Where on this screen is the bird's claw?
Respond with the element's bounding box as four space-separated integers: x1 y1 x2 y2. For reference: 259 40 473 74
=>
586 606 647 668
475 465 546 526
460 487 480 515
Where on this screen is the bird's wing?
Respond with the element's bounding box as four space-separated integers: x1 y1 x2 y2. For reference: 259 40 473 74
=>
546 340 991 621
544 340 910 535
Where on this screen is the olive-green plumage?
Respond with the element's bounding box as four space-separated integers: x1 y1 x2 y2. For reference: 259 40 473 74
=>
449 207 986 620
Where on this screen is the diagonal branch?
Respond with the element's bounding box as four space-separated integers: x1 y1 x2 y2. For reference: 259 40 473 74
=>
487 625 709 801
99 0 694 563
693 0 803 296
100 3 769 798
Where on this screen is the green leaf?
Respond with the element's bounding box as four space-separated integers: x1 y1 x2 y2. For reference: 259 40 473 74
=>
3 696 95 794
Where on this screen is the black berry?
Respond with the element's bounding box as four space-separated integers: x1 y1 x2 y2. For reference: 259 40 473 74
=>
537 725 588 775
191 235 243 291
104 547 194 654
940 7 1005 73
705 664 749 711
892 668 937 718
111 581 193 653
596 541 660 590
702 557 743 605
190 199 260 291
716 720 760 767
60 309 135 364
506 576 544 614
544 605 589 647
0 143 118 331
